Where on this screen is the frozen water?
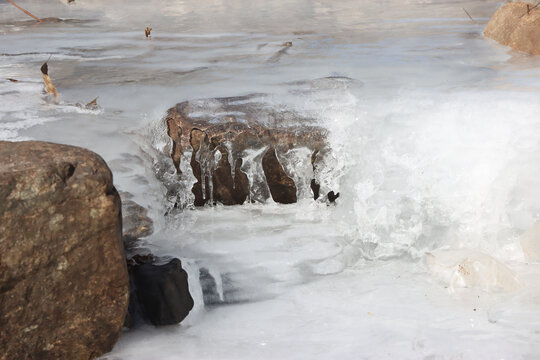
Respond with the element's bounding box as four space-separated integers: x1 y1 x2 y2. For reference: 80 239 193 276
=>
2 0 540 358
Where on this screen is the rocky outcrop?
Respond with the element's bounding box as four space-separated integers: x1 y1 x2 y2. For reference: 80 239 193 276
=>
0 141 129 360
484 2 540 55
127 255 194 326
164 94 329 206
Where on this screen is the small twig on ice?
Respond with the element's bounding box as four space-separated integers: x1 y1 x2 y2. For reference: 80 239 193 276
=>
462 8 477 24
6 0 42 23
521 1 540 17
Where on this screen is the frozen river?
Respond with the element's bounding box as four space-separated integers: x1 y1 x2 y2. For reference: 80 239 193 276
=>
2 0 540 358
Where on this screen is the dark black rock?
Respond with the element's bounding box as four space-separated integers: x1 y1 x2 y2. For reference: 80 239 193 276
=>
127 253 155 267
328 191 340 203
129 258 194 326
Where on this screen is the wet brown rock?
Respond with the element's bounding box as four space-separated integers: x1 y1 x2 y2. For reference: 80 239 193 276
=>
484 2 540 55
167 95 327 155
211 147 250 205
262 147 297 204
164 94 328 205
189 129 210 206
0 141 129 360
233 158 250 204
119 193 154 254
120 193 153 240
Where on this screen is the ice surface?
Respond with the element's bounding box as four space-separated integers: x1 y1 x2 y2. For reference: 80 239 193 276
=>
2 0 540 359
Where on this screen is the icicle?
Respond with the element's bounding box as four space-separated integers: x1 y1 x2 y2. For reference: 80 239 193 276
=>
223 140 235 181
208 150 222 205
196 139 210 202
240 147 271 203
208 172 213 204
278 147 313 199
213 149 222 164
201 169 206 201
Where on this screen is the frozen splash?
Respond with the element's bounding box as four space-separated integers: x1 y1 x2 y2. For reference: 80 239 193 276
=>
327 89 540 262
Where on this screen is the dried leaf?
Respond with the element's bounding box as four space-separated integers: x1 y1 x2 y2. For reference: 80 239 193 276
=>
42 73 59 100
85 97 99 110
41 60 59 102
145 27 152 38
40 62 48 75
7 78 19 82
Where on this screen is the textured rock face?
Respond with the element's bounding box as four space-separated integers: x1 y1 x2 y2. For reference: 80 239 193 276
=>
165 94 328 206
122 199 153 240
0 141 129 360
484 2 540 55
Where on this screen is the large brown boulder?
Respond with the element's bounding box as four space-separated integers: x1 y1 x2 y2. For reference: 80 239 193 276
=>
164 94 329 206
484 2 540 55
0 141 129 360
